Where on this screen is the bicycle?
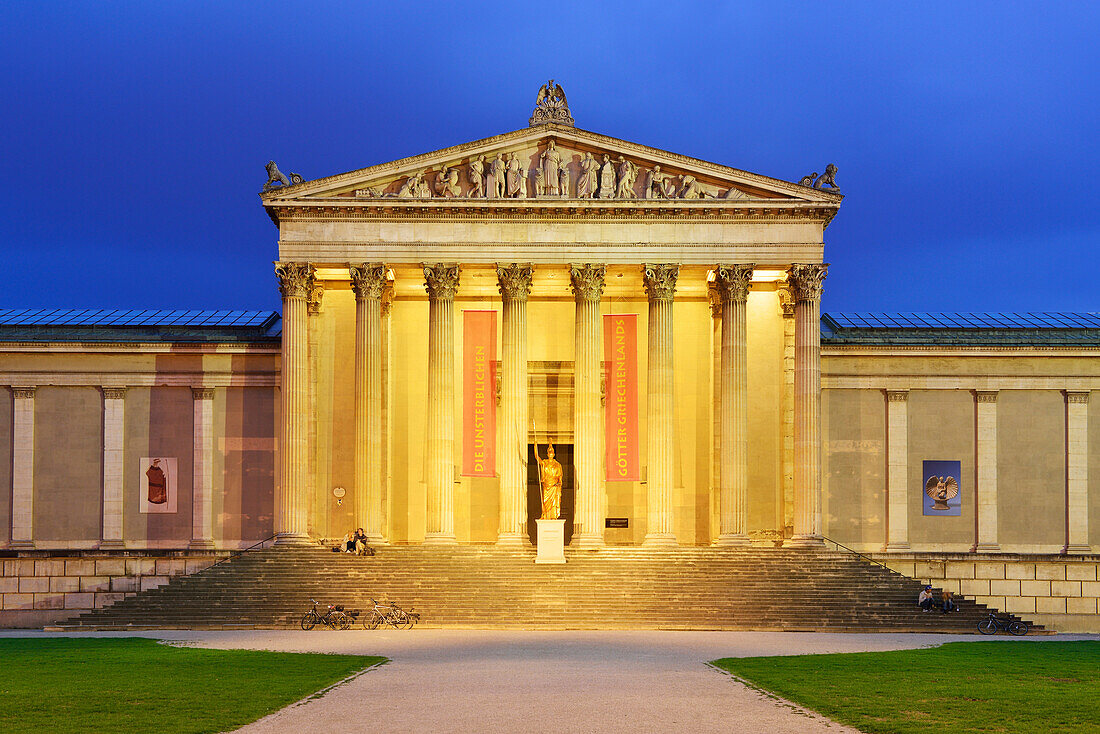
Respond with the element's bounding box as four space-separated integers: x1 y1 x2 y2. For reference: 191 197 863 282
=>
977 611 1027 636
300 598 352 630
363 598 419 629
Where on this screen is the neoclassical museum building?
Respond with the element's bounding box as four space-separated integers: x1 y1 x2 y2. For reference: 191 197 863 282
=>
2 86 1098 629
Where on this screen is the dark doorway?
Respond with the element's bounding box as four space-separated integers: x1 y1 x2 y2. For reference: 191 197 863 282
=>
527 443 574 544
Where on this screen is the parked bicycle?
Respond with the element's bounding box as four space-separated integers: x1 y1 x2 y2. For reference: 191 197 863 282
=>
363 598 420 629
977 611 1027 636
300 598 353 630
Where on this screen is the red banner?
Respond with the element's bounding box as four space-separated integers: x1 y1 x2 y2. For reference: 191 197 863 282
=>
604 314 640 481
462 310 497 477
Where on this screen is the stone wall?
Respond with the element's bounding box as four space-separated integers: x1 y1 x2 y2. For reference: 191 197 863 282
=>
0 552 222 627
874 553 1100 633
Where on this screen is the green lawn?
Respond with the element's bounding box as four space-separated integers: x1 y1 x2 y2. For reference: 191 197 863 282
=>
0 637 384 734
713 641 1100 734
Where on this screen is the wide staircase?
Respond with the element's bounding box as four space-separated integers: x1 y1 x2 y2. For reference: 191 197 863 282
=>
65 545 1040 632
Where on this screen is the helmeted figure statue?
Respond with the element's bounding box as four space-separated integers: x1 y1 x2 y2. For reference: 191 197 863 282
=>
468 155 486 198
488 154 506 199
536 441 563 520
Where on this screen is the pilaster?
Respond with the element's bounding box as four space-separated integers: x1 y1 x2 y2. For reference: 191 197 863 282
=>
974 390 1000 552
570 264 606 548
714 264 753 546
190 387 216 549
884 390 910 551
778 288 796 538
11 387 35 549
642 263 678 546
708 285 722 542
497 263 534 546
424 263 460 544
1065 391 1090 553
99 387 127 549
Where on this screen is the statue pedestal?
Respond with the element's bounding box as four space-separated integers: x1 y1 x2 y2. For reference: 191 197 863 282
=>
535 519 566 564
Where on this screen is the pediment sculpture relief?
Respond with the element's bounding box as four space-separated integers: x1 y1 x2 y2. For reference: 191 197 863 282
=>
356 143 753 202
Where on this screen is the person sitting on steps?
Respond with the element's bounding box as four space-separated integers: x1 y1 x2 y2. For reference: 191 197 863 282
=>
342 530 357 553
941 590 957 614
918 586 935 612
353 527 374 556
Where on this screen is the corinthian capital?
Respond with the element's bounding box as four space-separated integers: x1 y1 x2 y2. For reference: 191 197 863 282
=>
496 263 534 301
714 264 754 303
786 263 828 302
642 264 679 301
569 264 605 302
350 263 387 301
423 263 461 300
275 262 314 299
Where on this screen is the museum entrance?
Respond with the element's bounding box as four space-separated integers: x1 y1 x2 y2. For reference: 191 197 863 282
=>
526 443 574 545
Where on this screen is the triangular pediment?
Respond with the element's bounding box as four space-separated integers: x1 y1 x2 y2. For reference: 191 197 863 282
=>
260 124 841 205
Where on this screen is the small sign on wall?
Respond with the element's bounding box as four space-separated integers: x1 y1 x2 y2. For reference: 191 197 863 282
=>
140 457 178 514
922 460 961 516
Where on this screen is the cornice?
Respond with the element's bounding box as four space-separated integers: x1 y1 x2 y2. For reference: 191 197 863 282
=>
822 344 1100 356
280 240 824 254
266 199 836 223
0 342 280 354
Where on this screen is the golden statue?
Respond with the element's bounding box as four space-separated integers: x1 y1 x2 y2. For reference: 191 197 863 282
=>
535 441 563 520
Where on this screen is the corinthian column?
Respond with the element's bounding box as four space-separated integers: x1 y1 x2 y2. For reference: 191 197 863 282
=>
715 264 754 545
643 264 679 545
570 264 606 548
424 264 460 544
351 263 387 543
497 264 534 546
785 263 827 547
274 262 314 544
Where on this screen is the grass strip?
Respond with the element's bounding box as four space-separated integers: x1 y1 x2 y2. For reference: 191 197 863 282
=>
0 637 384 734
713 640 1100 734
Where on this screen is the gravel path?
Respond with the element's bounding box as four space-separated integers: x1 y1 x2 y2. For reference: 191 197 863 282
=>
7 630 1094 734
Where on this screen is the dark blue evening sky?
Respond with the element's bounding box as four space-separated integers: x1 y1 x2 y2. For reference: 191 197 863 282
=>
2 2 1097 314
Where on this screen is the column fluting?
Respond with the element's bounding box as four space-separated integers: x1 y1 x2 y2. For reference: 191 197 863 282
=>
715 264 754 545
786 263 827 547
497 264 534 546
424 264 460 544
643 264 678 545
275 262 314 544
351 264 387 542
570 264 606 548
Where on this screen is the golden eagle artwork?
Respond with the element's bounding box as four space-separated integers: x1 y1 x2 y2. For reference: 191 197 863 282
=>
925 475 959 511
